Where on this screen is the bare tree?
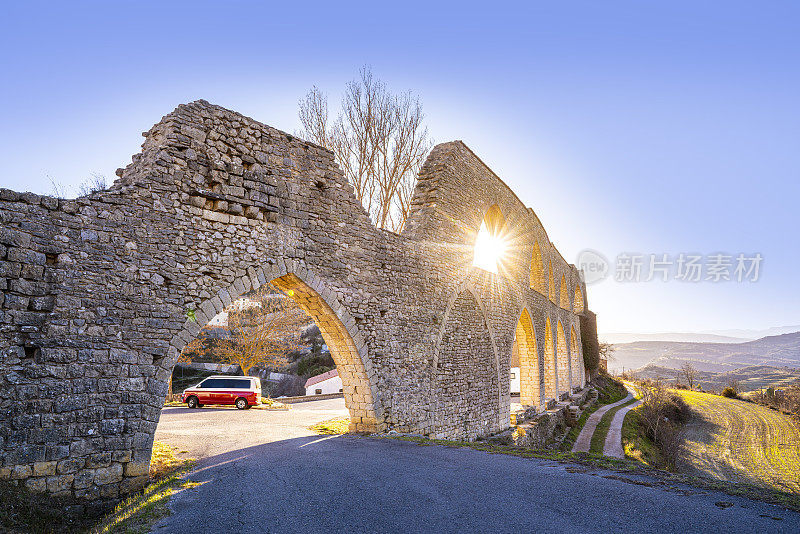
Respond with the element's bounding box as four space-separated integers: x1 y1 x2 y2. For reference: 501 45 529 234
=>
599 342 616 362
681 362 698 390
217 285 307 377
726 377 740 395
299 67 431 232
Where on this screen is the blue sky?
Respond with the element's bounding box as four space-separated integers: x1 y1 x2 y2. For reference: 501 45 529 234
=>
1 1 798 334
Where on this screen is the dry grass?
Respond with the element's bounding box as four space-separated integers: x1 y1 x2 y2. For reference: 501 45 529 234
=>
149 441 191 479
677 389 800 494
91 441 196 534
310 418 351 435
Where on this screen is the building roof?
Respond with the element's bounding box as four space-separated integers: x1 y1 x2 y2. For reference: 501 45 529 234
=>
304 368 339 388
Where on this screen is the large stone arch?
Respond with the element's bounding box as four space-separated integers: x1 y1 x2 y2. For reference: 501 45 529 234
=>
162 265 380 432
514 308 540 407
432 289 501 440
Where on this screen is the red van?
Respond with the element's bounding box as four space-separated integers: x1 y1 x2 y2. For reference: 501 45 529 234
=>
182 376 262 410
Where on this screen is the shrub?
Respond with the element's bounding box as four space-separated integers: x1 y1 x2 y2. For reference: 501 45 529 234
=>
721 387 738 399
637 382 689 469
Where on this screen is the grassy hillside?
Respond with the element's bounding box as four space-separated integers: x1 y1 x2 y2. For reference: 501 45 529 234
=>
676 390 800 495
632 364 800 392
610 331 800 373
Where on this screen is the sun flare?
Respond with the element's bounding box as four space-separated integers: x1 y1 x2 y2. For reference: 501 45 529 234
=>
472 221 508 274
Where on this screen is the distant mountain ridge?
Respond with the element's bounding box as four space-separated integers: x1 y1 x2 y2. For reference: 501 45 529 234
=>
601 325 800 344
602 332 748 344
608 331 800 373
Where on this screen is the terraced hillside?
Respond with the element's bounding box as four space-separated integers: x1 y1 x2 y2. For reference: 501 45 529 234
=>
677 390 800 494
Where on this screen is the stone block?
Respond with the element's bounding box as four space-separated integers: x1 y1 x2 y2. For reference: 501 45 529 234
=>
123 459 149 477
32 461 57 476
94 463 123 485
58 457 85 474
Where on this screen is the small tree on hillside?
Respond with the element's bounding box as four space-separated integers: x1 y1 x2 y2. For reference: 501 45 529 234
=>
217 285 308 377
681 362 698 390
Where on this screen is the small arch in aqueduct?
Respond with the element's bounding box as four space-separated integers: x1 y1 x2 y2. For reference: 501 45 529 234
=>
529 242 546 294
559 274 570 309
556 321 570 395
513 308 540 406
543 316 556 398
570 325 583 389
574 284 585 314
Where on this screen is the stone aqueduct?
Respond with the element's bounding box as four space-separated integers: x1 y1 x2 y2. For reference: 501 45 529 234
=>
0 101 599 502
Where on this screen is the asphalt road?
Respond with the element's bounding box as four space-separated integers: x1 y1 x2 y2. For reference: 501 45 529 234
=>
151 399 799 534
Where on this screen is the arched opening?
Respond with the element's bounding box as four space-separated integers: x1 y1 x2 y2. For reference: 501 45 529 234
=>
559 274 570 309
512 309 540 407
544 316 556 400
434 291 500 440
165 272 377 435
570 326 583 388
556 321 570 395
574 284 585 314
472 204 509 274
271 274 376 431
548 261 555 303
529 242 546 294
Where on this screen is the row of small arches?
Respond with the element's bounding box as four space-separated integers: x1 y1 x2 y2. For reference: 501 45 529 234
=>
478 204 585 314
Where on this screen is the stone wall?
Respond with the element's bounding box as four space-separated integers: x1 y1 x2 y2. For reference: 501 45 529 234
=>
0 100 597 509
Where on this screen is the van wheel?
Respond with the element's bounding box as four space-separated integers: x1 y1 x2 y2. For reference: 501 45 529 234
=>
235 397 248 410
187 396 199 409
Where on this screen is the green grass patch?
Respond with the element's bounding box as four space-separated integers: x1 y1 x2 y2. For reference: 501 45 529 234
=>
595 375 628 404
621 406 667 468
561 402 601 451
588 397 638 454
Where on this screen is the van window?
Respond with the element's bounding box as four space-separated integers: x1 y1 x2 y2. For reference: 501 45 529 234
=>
315 389 322 395
200 378 224 388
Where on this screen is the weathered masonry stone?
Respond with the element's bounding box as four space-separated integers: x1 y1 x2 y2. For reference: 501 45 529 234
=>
0 100 599 507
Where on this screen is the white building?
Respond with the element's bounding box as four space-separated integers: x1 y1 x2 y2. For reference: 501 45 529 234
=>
509 367 520 395
305 368 342 396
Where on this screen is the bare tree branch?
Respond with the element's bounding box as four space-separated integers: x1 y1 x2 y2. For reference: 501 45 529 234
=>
299 66 431 232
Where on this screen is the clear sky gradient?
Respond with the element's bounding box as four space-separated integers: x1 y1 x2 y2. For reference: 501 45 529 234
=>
1 1 798 334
